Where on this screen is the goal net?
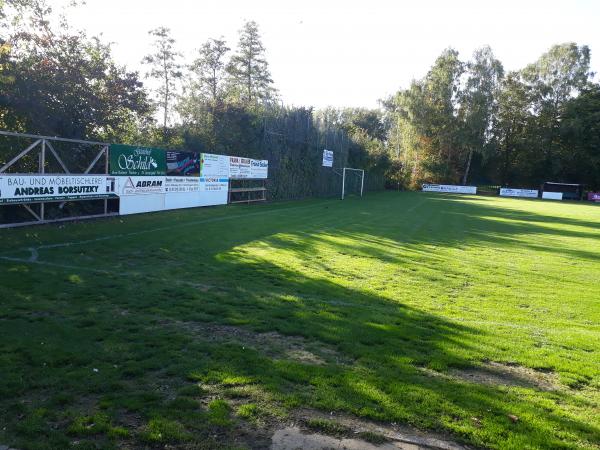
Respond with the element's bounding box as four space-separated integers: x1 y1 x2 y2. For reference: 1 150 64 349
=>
341 168 364 199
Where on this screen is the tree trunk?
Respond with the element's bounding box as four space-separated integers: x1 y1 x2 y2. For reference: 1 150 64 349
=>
462 148 473 185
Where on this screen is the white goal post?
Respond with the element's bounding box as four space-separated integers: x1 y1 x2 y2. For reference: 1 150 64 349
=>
341 167 364 200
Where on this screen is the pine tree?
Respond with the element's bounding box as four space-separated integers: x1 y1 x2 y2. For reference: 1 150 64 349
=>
143 27 183 133
227 21 275 104
190 37 230 106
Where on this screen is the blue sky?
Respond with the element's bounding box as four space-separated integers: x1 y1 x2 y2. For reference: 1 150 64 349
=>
57 0 600 108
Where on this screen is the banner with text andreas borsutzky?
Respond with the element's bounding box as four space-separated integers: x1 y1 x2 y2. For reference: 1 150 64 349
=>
0 175 117 204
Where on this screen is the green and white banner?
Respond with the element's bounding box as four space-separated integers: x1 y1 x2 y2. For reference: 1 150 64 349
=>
200 153 230 178
110 144 166 176
0 174 117 204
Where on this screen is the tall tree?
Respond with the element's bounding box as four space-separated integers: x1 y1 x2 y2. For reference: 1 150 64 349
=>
521 43 592 179
558 84 600 189
227 21 275 104
423 48 465 181
0 0 151 140
190 37 230 106
495 72 531 185
143 27 183 133
387 48 464 186
459 46 504 184
178 37 230 148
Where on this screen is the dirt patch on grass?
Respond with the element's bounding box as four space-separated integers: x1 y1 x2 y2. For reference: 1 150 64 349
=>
271 408 468 450
186 381 468 450
272 427 411 449
168 320 350 366
422 361 559 391
453 362 559 391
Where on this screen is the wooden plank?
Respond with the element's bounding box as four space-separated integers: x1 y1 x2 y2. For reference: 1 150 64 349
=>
0 139 41 173
229 187 267 192
229 198 267 204
0 212 118 229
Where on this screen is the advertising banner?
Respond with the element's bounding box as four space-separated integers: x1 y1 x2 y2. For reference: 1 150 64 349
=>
322 149 334 167
229 156 251 179
250 159 268 179
110 144 166 176
165 177 200 194
118 176 166 196
587 192 600 202
200 153 230 178
422 184 477 194
0 175 116 204
198 177 228 207
542 191 563 200
199 177 229 192
166 151 200 177
500 188 539 198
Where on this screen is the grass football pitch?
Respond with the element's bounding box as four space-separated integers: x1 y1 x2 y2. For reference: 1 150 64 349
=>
0 191 599 449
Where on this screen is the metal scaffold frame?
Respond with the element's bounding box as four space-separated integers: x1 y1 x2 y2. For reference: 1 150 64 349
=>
0 130 116 228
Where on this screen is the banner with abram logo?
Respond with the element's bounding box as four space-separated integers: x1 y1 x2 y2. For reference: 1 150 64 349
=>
117 176 166 215
117 176 166 196
110 145 167 215
422 184 477 194
0 175 116 204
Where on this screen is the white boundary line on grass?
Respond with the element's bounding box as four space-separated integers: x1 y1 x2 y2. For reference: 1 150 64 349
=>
0 196 431 304
0 253 225 294
0 196 429 269
0 201 329 262
0 199 432 264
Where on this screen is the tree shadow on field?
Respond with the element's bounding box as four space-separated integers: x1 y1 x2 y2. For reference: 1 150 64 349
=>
155 193 600 448
422 195 600 261
181 239 599 448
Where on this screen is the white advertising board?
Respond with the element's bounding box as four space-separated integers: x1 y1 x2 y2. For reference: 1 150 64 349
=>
0 175 116 204
322 149 334 167
164 192 200 210
165 177 199 194
118 176 166 196
200 177 228 193
250 159 268 179
229 156 251 179
119 195 165 215
163 177 202 210
200 153 230 178
117 176 166 215
542 191 563 200
422 184 477 194
500 188 539 198
199 177 228 206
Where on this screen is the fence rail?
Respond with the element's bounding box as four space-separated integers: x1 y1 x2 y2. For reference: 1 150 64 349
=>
0 131 113 227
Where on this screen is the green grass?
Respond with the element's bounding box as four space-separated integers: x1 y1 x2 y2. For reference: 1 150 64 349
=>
0 191 599 449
